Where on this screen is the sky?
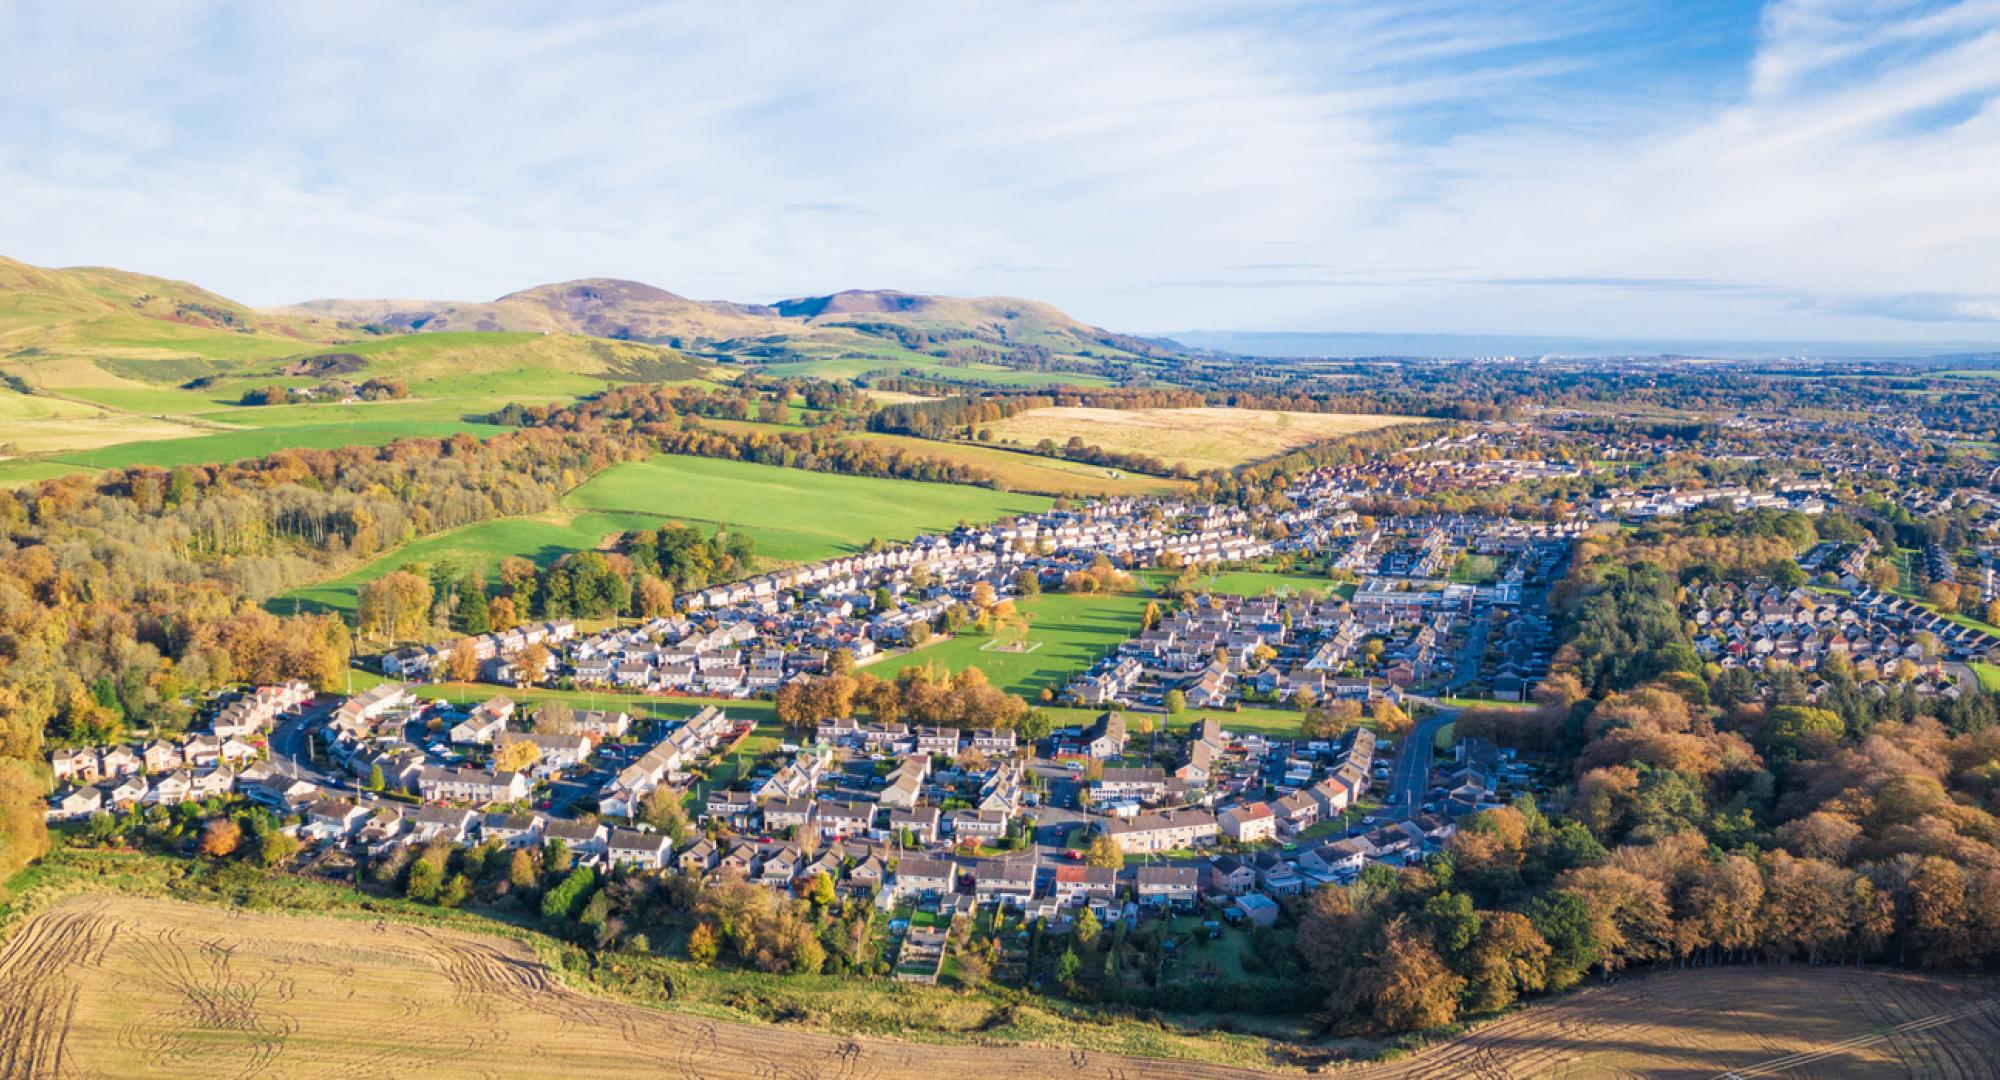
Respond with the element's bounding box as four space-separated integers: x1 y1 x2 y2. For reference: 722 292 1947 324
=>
2 0 1998 343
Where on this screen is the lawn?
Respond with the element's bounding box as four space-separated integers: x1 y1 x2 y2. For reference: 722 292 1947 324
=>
892 591 1155 698
1193 568 1340 597
983 406 1420 471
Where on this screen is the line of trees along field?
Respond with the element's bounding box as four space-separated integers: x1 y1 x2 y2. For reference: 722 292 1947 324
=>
1296 506 2000 1035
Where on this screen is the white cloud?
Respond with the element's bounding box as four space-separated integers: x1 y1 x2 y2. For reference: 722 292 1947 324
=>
0 0 1995 341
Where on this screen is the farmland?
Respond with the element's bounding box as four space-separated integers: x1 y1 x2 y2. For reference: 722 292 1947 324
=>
8 874 2000 1080
983 406 1418 471
278 455 1050 616
0 893 1274 1079
848 431 1181 497
1341 964 2000 1079
0 328 712 478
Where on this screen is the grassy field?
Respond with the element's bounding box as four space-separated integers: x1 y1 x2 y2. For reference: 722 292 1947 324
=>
1194 568 1341 597
0 328 715 478
51 418 514 471
565 455 1050 555
982 407 1418 471
893 590 1156 698
280 455 1050 617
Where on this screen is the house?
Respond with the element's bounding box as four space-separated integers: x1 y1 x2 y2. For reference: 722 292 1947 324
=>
677 836 719 874
815 800 875 840
1102 810 1218 854
573 709 632 739
762 796 815 834
543 818 609 858
758 845 803 887
357 808 407 850
408 805 477 844
1050 864 1117 907
1093 766 1168 803
972 858 1037 908
1302 836 1375 877
416 767 529 805
481 811 545 849
886 805 941 845
1135 865 1200 907
951 808 1009 843
141 739 183 774
607 828 671 869
1218 802 1278 844
218 736 259 767
145 769 194 807
1083 712 1128 758
100 745 141 777
47 785 103 822
890 856 957 900
190 766 236 801
1274 790 1319 832
1206 855 1257 896
101 774 148 809
50 748 100 785
878 758 928 810
703 790 756 830
1307 777 1353 818
450 702 512 745
305 798 371 838
494 730 592 772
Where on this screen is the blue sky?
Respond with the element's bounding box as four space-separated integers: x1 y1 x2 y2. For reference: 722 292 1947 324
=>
1 0 1997 342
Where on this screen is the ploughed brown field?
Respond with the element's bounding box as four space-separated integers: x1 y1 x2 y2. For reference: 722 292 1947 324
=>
4 895 2000 1078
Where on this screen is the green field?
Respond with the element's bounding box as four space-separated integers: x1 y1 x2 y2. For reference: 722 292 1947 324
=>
280 455 1051 617
1193 568 1340 597
565 455 1050 555
52 417 514 470
892 590 1155 698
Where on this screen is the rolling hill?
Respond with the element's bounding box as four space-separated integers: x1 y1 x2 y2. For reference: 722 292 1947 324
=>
279 279 1170 360
0 254 1159 481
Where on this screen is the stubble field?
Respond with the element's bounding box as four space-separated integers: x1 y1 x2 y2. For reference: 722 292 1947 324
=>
982 406 1417 471
0 895 1264 1079
5 894 2000 1078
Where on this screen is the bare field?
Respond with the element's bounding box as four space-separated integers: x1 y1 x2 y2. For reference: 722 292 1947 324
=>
8 896 1998 1079
0 896 1267 1079
983 406 1416 471
1345 964 2000 1079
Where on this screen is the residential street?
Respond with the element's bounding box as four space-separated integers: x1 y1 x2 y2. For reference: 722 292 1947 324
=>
1385 706 1457 820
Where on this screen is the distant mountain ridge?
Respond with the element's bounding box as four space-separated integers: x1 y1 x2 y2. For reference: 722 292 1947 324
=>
274 279 1158 357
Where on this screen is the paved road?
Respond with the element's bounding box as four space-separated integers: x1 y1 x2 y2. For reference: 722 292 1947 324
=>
269 697 347 790
1385 706 1457 820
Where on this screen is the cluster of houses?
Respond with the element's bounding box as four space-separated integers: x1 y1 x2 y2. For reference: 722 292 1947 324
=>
379 620 578 682
45 681 313 822
1689 581 1996 693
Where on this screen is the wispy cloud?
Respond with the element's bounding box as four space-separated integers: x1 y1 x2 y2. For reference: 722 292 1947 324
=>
0 0 1994 340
